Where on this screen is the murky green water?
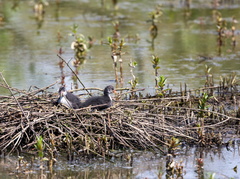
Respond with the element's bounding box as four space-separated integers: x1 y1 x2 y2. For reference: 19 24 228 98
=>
0 0 240 178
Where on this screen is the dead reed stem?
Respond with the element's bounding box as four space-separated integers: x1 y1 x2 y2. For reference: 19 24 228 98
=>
57 54 91 96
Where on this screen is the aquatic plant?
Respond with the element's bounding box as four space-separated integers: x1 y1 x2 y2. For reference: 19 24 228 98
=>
233 165 237 173
69 24 90 66
182 0 191 17
34 0 49 16
220 72 238 93
34 136 45 158
57 48 65 85
148 5 162 38
151 55 160 87
231 17 237 48
157 75 167 90
213 11 238 54
205 65 213 88
33 0 49 31
208 173 216 179
197 92 213 146
17 156 24 171
108 36 125 85
112 0 118 9
166 154 184 178
64 133 73 161
183 0 191 9
156 75 170 97
198 92 211 118
167 137 181 155
100 0 118 9
151 55 169 96
196 158 204 178
57 54 91 95
128 59 138 91
71 33 87 57
112 21 120 40
47 133 57 172
198 93 210 110
108 21 125 87
215 11 226 49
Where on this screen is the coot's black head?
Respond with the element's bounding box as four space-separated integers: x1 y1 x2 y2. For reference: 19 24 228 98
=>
103 85 115 96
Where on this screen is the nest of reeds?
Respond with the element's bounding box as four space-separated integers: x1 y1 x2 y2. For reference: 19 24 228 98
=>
0 79 240 158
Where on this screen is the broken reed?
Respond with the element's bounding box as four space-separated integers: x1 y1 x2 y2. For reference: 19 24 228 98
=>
0 80 239 159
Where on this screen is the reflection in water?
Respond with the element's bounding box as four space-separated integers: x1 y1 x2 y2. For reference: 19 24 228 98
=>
54 0 61 22
33 1 48 33
58 48 65 86
72 64 83 89
1 0 240 94
1 2 240 177
0 145 239 178
147 5 162 51
216 12 237 56
182 0 191 20
109 21 125 88
10 0 20 11
112 21 121 41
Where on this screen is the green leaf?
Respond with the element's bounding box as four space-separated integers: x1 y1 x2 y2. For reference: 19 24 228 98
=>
107 37 113 44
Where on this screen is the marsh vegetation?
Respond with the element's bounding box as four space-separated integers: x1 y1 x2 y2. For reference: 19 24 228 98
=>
0 0 240 178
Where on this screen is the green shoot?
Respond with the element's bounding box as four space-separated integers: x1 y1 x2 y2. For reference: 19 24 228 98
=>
70 24 79 34
128 60 138 90
157 75 167 91
198 93 210 110
198 92 212 118
167 137 181 154
34 136 45 158
205 65 213 88
69 24 88 61
151 55 160 87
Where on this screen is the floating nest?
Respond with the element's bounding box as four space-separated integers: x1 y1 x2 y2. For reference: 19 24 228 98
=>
0 80 240 159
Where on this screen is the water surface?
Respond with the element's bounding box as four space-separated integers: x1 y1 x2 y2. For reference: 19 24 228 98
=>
0 0 240 178
0 144 239 179
0 0 239 94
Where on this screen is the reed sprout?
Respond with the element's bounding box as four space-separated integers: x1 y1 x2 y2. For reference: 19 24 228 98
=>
151 55 160 87
213 11 238 54
108 35 125 85
70 24 90 67
34 136 45 158
166 154 184 178
167 137 181 155
205 65 213 87
128 59 138 91
198 93 210 111
151 55 169 96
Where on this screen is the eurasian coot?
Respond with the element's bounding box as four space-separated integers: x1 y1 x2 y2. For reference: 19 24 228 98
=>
57 86 82 109
80 85 115 110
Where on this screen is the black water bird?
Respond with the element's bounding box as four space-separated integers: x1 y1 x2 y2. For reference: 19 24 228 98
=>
57 86 82 109
80 85 115 110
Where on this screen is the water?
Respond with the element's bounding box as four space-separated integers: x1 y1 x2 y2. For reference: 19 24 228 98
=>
0 0 239 94
0 144 240 178
0 0 240 178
